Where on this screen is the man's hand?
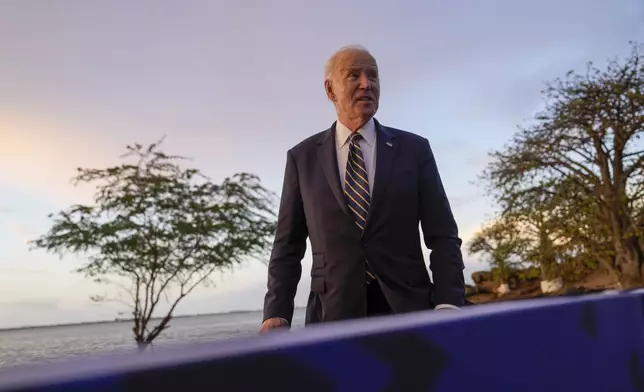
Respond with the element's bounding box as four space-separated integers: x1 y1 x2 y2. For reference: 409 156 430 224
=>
260 317 289 333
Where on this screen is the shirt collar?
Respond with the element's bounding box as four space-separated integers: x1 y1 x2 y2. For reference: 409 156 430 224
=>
336 118 376 148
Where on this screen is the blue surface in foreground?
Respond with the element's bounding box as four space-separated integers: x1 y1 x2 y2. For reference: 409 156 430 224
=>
1 291 643 391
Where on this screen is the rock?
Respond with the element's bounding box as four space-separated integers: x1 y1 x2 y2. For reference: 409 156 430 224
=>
540 278 564 293
495 283 511 296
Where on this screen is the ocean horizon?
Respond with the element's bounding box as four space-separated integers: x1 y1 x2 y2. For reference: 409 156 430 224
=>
0 307 308 332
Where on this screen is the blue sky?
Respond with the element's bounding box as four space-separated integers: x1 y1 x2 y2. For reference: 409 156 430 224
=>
1 0 642 328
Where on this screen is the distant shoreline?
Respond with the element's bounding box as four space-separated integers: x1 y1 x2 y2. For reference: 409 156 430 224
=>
0 308 287 332
0 307 307 332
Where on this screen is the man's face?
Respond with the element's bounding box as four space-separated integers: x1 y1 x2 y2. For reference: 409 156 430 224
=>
326 50 380 124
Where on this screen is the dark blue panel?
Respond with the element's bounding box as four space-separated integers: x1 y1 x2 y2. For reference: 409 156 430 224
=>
1 291 643 392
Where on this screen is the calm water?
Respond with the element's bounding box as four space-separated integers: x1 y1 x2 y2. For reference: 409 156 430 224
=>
0 308 306 368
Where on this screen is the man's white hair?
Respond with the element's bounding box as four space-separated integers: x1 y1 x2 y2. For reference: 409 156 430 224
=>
324 44 372 81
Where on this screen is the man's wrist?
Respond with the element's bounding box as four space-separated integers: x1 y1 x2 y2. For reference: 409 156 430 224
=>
435 303 460 310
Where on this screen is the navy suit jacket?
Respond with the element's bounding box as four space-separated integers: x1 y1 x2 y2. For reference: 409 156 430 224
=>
263 119 465 325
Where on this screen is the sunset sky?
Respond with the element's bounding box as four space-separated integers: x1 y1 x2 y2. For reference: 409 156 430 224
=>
1 0 642 328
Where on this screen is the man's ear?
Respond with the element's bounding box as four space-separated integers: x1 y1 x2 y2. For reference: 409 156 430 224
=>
324 80 335 102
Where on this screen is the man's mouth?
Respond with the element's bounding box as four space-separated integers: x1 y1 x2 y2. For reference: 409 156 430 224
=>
357 96 373 102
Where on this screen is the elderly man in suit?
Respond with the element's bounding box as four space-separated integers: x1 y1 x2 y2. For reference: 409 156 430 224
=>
261 45 465 332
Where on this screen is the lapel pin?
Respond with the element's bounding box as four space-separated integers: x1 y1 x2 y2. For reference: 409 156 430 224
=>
386 141 393 147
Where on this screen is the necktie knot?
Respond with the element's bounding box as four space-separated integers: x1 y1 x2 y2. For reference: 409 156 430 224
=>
350 132 363 144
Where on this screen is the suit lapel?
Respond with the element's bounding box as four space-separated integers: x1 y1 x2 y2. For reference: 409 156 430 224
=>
317 123 351 217
365 120 398 230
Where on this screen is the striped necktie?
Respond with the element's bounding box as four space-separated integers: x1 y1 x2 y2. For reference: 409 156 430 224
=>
344 133 377 284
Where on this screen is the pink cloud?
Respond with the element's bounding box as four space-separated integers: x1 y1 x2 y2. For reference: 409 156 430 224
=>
0 115 121 203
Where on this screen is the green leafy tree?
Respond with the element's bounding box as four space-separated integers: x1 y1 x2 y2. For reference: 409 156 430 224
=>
31 141 276 348
482 42 644 288
499 188 563 281
546 178 618 283
467 219 529 286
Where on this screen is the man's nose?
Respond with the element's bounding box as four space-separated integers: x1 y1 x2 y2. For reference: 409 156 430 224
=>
358 73 371 89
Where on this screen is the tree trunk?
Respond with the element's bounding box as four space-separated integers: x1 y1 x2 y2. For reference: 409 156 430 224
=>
618 261 641 289
606 199 643 288
136 340 151 351
538 227 558 281
616 236 644 289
